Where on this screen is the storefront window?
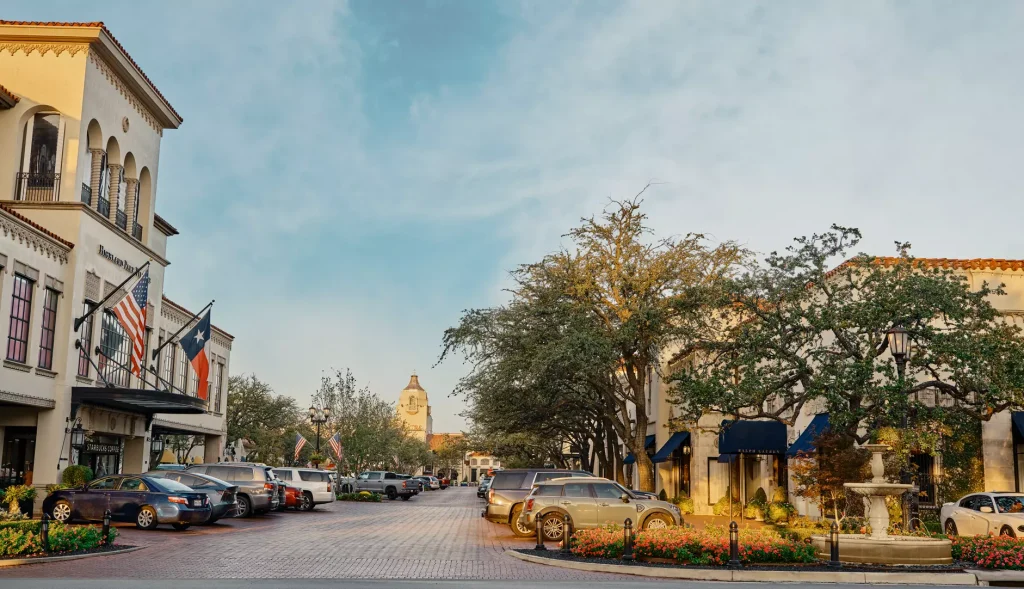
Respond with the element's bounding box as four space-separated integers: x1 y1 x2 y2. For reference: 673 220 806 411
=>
162 340 174 389
78 301 95 377
99 311 131 387
5 274 33 363
37 287 58 369
0 427 36 487
176 343 188 393
79 435 122 477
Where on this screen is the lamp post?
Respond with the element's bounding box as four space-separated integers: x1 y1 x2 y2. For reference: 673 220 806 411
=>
150 436 164 466
886 324 918 530
308 405 330 466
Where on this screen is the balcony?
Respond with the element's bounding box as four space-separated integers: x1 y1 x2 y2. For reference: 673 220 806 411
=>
132 222 143 241
115 209 128 231
15 172 60 202
80 183 92 205
97 195 110 218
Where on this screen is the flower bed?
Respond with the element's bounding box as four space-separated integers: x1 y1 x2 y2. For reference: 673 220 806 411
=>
0 520 117 558
571 525 816 565
951 536 1024 569
336 491 382 502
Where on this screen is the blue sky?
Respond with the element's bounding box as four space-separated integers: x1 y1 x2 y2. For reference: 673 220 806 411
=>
10 1 1024 432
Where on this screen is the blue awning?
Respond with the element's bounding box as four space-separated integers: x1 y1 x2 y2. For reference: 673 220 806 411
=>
652 432 690 463
1013 413 1024 439
786 413 830 458
623 435 656 464
718 420 787 455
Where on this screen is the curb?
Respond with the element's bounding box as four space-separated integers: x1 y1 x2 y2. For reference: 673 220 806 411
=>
0 545 143 567
506 550 980 585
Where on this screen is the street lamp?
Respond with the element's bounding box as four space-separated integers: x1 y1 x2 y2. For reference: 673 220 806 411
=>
70 423 86 450
308 405 330 465
886 324 917 530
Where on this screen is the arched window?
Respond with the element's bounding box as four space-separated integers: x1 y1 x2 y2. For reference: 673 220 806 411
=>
480 459 489 466
470 458 478 466
408 396 417 411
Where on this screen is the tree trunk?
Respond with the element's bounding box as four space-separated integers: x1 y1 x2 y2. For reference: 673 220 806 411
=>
635 450 656 492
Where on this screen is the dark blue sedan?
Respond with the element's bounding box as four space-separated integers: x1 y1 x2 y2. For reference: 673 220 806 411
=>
44 474 212 530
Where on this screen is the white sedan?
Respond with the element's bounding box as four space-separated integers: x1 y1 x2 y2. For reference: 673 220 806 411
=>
941 492 1024 537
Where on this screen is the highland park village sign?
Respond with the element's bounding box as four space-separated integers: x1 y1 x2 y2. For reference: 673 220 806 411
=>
98 245 137 274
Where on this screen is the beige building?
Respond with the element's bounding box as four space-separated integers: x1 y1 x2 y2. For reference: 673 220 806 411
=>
397 373 432 443
0 21 232 510
633 258 1024 516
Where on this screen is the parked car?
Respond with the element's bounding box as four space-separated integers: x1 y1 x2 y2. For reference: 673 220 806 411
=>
45 474 211 530
519 477 681 541
483 468 593 537
187 463 280 517
273 467 337 511
354 471 417 500
336 475 357 494
414 476 440 490
145 470 239 523
397 474 423 494
153 464 186 471
941 492 1024 537
438 478 450 489
280 485 305 510
477 476 492 498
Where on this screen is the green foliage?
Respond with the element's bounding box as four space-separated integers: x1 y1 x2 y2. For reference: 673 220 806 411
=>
575 526 816 565
771 486 788 503
45 484 70 496
670 495 694 515
0 507 27 522
61 465 93 487
937 418 986 500
951 536 1024 569
226 374 301 465
712 495 739 517
2 485 36 515
751 487 767 505
765 502 795 524
336 492 382 502
0 521 114 557
658 489 668 501
790 433 869 523
742 502 765 520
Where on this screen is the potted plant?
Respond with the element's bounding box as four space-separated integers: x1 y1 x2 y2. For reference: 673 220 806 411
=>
3 484 37 517
309 453 327 467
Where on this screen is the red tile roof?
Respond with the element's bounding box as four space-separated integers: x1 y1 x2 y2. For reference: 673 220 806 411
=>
826 257 1024 279
161 295 234 340
0 82 18 106
0 20 181 124
427 433 464 451
0 203 75 249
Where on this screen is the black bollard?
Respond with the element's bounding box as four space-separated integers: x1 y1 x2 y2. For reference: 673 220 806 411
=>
40 513 50 553
102 509 111 546
829 521 841 568
534 514 547 551
622 518 634 561
728 521 741 568
561 513 572 554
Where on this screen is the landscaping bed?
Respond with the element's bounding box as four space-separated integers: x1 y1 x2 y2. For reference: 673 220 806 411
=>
0 520 118 559
336 491 383 502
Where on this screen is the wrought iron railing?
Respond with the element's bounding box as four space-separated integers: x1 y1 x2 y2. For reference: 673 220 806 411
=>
116 209 128 230
915 472 937 506
97 195 110 218
15 172 60 202
132 222 143 241
81 183 92 205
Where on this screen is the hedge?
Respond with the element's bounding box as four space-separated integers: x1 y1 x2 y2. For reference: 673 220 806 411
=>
951 536 1024 569
0 521 117 558
336 491 382 502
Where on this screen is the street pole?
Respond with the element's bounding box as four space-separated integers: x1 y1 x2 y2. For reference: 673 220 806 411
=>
895 357 920 532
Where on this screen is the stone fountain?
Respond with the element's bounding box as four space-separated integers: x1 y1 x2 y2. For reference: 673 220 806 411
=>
810 444 952 565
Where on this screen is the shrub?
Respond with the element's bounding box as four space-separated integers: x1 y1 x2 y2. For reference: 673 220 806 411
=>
335 492 382 502
951 536 1024 569
61 465 93 488
765 502 795 524
743 502 765 521
571 525 624 559
751 487 768 505
671 496 694 515
771 486 788 503
0 521 114 557
45 484 70 496
658 489 668 502
0 507 27 522
712 495 740 517
2 485 36 516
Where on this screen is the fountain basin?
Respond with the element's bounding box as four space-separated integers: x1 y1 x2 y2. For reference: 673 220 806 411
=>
810 535 952 565
845 482 913 496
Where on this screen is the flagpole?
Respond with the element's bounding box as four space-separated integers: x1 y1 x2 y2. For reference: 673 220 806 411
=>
74 260 151 333
151 299 214 361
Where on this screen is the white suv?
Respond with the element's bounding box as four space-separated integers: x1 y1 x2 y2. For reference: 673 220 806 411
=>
272 468 336 510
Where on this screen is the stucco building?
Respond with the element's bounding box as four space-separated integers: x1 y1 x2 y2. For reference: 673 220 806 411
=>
0 21 232 510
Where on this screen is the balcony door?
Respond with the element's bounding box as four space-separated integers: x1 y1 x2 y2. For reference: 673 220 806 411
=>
18 112 65 201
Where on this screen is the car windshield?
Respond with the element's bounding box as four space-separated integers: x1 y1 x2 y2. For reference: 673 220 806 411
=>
150 478 197 493
995 496 1024 513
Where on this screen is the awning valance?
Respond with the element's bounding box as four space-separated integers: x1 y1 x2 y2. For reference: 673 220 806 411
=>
786 413 830 458
72 387 207 417
1013 413 1024 439
652 432 690 463
623 435 656 465
718 420 787 455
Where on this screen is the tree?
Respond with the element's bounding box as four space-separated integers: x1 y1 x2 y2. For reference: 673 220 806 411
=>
670 226 1024 447
431 434 470 479
226 374 301 464
790 432 869 523
166 435 204 465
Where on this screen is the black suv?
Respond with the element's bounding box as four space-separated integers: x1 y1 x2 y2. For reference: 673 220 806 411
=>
482 468 592 537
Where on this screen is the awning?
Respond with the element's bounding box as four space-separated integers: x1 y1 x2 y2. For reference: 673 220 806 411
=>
1013 413 1024 439
623 435 656 465
786 413 830 458
718 420 787 455
72 387 207 417
652 432 690 463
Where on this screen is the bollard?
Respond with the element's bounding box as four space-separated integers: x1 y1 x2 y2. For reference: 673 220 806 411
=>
40 513 50 553
102 509 112 546
561 513 572 554
829 521 841 568
534 514 547 551
728 521 741 568
622 518 634 561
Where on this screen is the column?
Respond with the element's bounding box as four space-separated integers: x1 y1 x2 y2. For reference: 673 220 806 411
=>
204 434 223 463
123 435 146 473
983 411 1014 492
107 163 122 224
89 148 104 209
124 177 138 237
33 406 70 514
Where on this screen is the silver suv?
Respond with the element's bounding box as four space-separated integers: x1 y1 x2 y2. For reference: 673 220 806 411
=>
483 468 592 537
520 477 681 541
187 463 280 517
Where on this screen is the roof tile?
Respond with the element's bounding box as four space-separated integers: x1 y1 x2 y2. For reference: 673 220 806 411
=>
0 203 74 249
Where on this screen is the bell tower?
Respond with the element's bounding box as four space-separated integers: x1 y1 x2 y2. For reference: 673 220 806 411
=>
398 372 432 442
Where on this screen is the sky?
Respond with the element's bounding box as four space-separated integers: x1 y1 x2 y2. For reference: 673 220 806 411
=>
10 1 1024 432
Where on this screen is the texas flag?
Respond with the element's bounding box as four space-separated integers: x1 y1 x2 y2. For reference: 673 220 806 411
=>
180 311 211 400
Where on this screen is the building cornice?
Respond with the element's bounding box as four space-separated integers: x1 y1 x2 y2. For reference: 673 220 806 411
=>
0 389 56 409
0 204 72 264
153 214 179 236
151 417 225 437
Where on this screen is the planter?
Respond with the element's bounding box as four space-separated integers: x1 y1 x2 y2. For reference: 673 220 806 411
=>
639 556 677 565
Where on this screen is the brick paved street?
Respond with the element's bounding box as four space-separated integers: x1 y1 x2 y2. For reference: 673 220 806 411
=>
0 487 650 580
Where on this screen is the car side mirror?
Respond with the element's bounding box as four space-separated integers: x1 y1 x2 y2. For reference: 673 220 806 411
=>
620 493 630 503
980 505 994 513
81 482 89 491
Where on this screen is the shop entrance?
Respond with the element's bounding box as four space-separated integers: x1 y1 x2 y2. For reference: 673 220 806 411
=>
0 427 36 486
77 436 122 477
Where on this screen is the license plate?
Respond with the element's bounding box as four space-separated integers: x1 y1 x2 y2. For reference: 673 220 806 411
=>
193 499 202 507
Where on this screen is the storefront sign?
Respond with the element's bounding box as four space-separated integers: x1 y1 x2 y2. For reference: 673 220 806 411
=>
84 442 120 454
98 245 137 274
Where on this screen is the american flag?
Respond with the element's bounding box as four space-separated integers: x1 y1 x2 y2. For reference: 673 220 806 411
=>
328 432 343 460
294 433 308 461
111 270 150 378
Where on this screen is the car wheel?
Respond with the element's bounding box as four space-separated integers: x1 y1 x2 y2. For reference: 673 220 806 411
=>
386 487 398 500
1001 525 1016 538
207 517 220 525
541 513 566 542
172 523 191 531
301 492 314 511
509 505 532 538
400 495 411 501
944 519 958 536
136 506 159 530
643 513 673 530
52 500 72 523
236 495 252 518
